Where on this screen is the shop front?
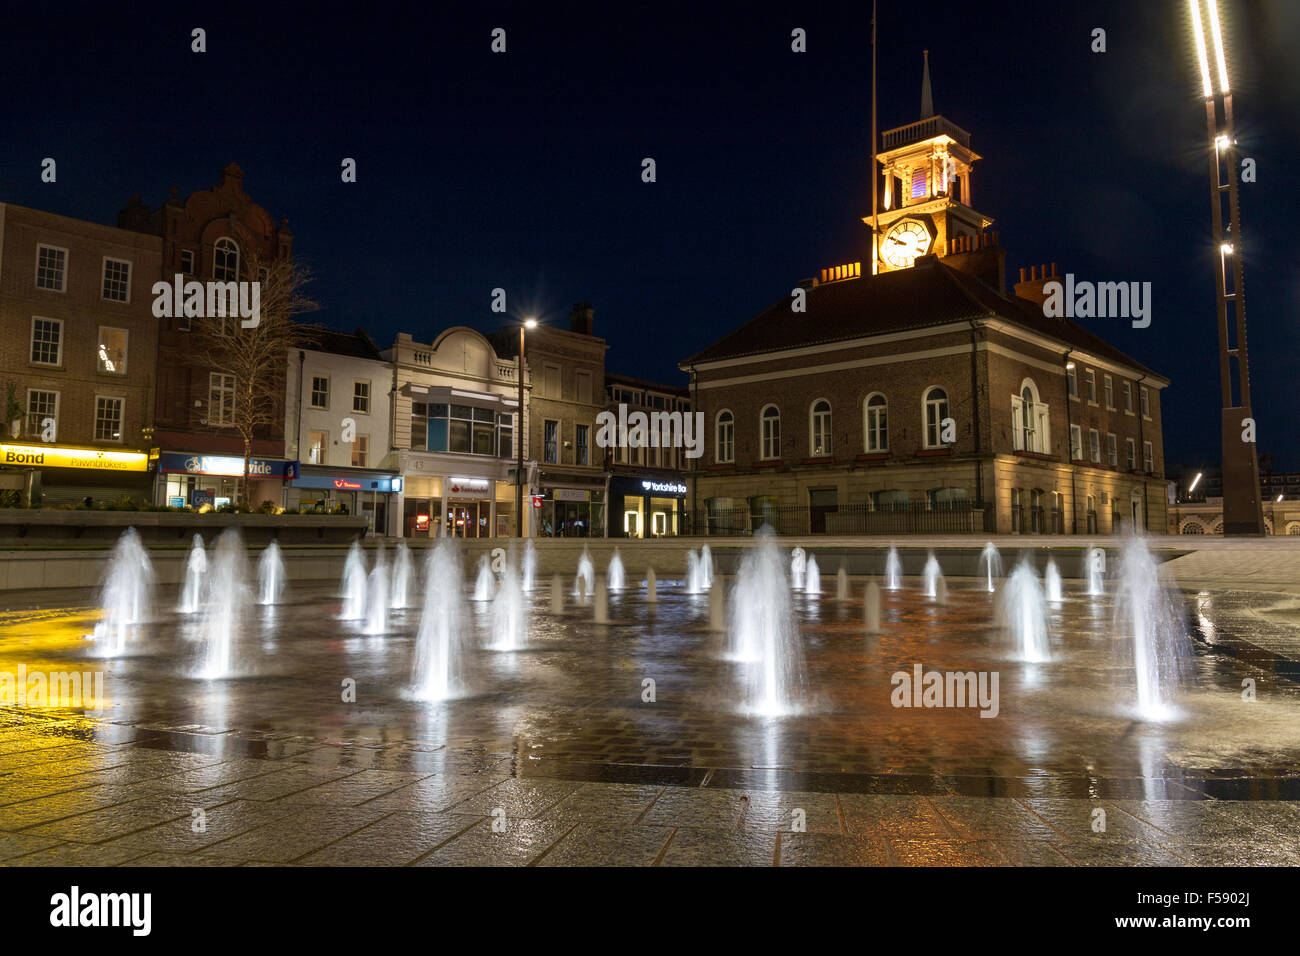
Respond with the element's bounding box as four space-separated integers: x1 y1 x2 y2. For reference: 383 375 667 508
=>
538 485 605 538
399 471 517 540
156 453 297 510
0 442 152 506
609 475 687 538
288 468 400 535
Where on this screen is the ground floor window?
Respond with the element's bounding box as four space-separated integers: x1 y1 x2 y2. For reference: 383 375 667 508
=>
539 490 604 538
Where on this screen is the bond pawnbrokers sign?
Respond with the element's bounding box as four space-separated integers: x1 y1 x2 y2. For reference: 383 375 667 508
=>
1 444 149 472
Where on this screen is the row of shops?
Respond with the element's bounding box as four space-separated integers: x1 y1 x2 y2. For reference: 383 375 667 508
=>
0 441 689 538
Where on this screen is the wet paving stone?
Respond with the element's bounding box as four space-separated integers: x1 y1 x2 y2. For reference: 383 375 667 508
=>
0 831 65 861
6 841 153 867
415 818 574 867
537 822 676 866
658 827 777 866
929 797 1066 841
1050 840 1189 866
838 795 956 840
736 790 843 834
357 775 510 814
297 811 483 866
887 838 1007 866
453 778 585 819
199 805 397 863
268 769 436 808
98 800 297 854
539 783 665 824
777 832 890 866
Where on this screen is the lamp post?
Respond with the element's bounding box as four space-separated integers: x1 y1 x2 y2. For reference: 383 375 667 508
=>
1189 0 1265 535
516 318 537 538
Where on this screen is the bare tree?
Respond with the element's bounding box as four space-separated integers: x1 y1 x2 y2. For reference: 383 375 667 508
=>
198 248 318 507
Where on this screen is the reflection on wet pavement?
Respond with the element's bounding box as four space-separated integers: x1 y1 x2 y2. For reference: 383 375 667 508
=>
1 576 1299 866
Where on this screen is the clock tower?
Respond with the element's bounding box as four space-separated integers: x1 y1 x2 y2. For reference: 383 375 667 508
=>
866 51 995 273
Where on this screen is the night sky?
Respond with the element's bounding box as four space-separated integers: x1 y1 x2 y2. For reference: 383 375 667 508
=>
4 1 1297 471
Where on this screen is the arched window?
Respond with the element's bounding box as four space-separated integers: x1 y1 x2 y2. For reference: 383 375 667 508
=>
715 410 734 463
864 393 888 452
1011 379 1050 453
760 405 780 460
810 399 832 456
923 386 949 448
1181 521 1206 535
213 237 239 281
929 487 968 510
873 488 909 512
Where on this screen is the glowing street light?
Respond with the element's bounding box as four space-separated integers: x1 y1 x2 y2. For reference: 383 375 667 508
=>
1189 0 1213 97
1189 0 1229 98
1189 472 1203 493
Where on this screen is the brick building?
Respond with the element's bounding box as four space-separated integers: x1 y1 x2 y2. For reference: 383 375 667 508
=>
492 304 607 537
118 163 297 508
0 202 161 504
680 93 1170 537
604 372 691 537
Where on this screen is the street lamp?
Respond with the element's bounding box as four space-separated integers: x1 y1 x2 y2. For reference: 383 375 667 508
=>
516 318 537 537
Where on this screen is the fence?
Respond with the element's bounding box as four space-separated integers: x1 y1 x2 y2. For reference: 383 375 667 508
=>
687 502 982 536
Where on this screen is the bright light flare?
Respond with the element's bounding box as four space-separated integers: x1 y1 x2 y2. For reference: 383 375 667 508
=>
1190 0 1213 98
1207 0 1230 93
1189 471 1203 492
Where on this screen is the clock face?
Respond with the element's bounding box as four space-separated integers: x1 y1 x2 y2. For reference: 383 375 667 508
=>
882 220 931 269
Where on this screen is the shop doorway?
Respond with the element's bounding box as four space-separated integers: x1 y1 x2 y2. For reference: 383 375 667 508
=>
448 502 481 538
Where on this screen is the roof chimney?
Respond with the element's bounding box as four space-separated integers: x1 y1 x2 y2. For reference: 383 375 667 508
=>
569 301 595 335
1014 262 1060 309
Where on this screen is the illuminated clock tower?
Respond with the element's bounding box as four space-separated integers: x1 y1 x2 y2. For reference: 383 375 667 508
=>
866 51 994 272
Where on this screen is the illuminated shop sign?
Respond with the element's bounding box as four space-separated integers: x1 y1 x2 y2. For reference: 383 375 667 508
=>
291 472 398 492
159 453 296 479
447 476 491 496
640 480 687 495
1 444 149 472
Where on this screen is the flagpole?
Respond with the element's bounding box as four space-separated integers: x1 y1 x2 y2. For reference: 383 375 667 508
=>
870 0 879 274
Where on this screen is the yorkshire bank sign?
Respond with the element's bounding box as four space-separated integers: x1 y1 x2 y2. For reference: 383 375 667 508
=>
1 444 148 472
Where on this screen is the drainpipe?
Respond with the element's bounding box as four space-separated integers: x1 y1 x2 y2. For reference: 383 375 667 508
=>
1064 350 1078 535
968 321 984 528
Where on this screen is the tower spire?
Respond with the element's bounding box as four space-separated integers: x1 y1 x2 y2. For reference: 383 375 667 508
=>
920 49 934 118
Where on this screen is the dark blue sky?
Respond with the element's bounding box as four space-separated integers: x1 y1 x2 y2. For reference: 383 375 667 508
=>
4 1 1297 470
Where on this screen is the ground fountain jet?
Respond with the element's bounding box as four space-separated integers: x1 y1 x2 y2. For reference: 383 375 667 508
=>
1114 536 1187 721
1044 558 1063 603
488 563 525 650
685 550 707 594
364 542 389 635
864 581 882 634
728 528 806 716
390 540 413 610
409 539 467 701
257 540 285 606
922 552 942 600
340 541 368 620
836 567 849 602
978 542 1003 593
177 534 206 614
884 546 903 591
194 528 251 679
87 528 154 656
790 548 807 591
574 547 595 599
1086 546 1106 596
804 554 821 595
521 539 537 591
607 549 625 590
700 544 714 589
999 561 1051 662
473 555 496 602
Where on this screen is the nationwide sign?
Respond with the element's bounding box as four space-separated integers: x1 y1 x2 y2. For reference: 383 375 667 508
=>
158 453 296 479
1 444 149 472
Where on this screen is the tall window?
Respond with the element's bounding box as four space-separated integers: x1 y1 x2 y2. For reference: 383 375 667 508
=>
351 434 368 467
760 405 780 460
544 365 561 398
410 402 428 450
353 380 370 413
1126 438 1137 470
1070 424 1083 461
810 400 832 456
576 423 589 466
213 238 239 281
35 245 66 291
923 386 949 448
1140 386 1151 418
1144 441 1154 472
1020 386 1035 450
498 412 514 459
1085 369 1097 403
1067 365 1078 398
180 250 195 275
1122 381 1133 413
575 370 593 405
544 419 558 463
26 390 58 438
1013 380 1050 454
102 258 131 302
1103 374 1114 409
94 397 124 442
1089 428 1101 464
30 317 62 365
865 393 888 452
716 410 734 463
307 430 327 465
97 327 127 374
310 376 329 409
1107 433 1118 467
209 373 236 426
